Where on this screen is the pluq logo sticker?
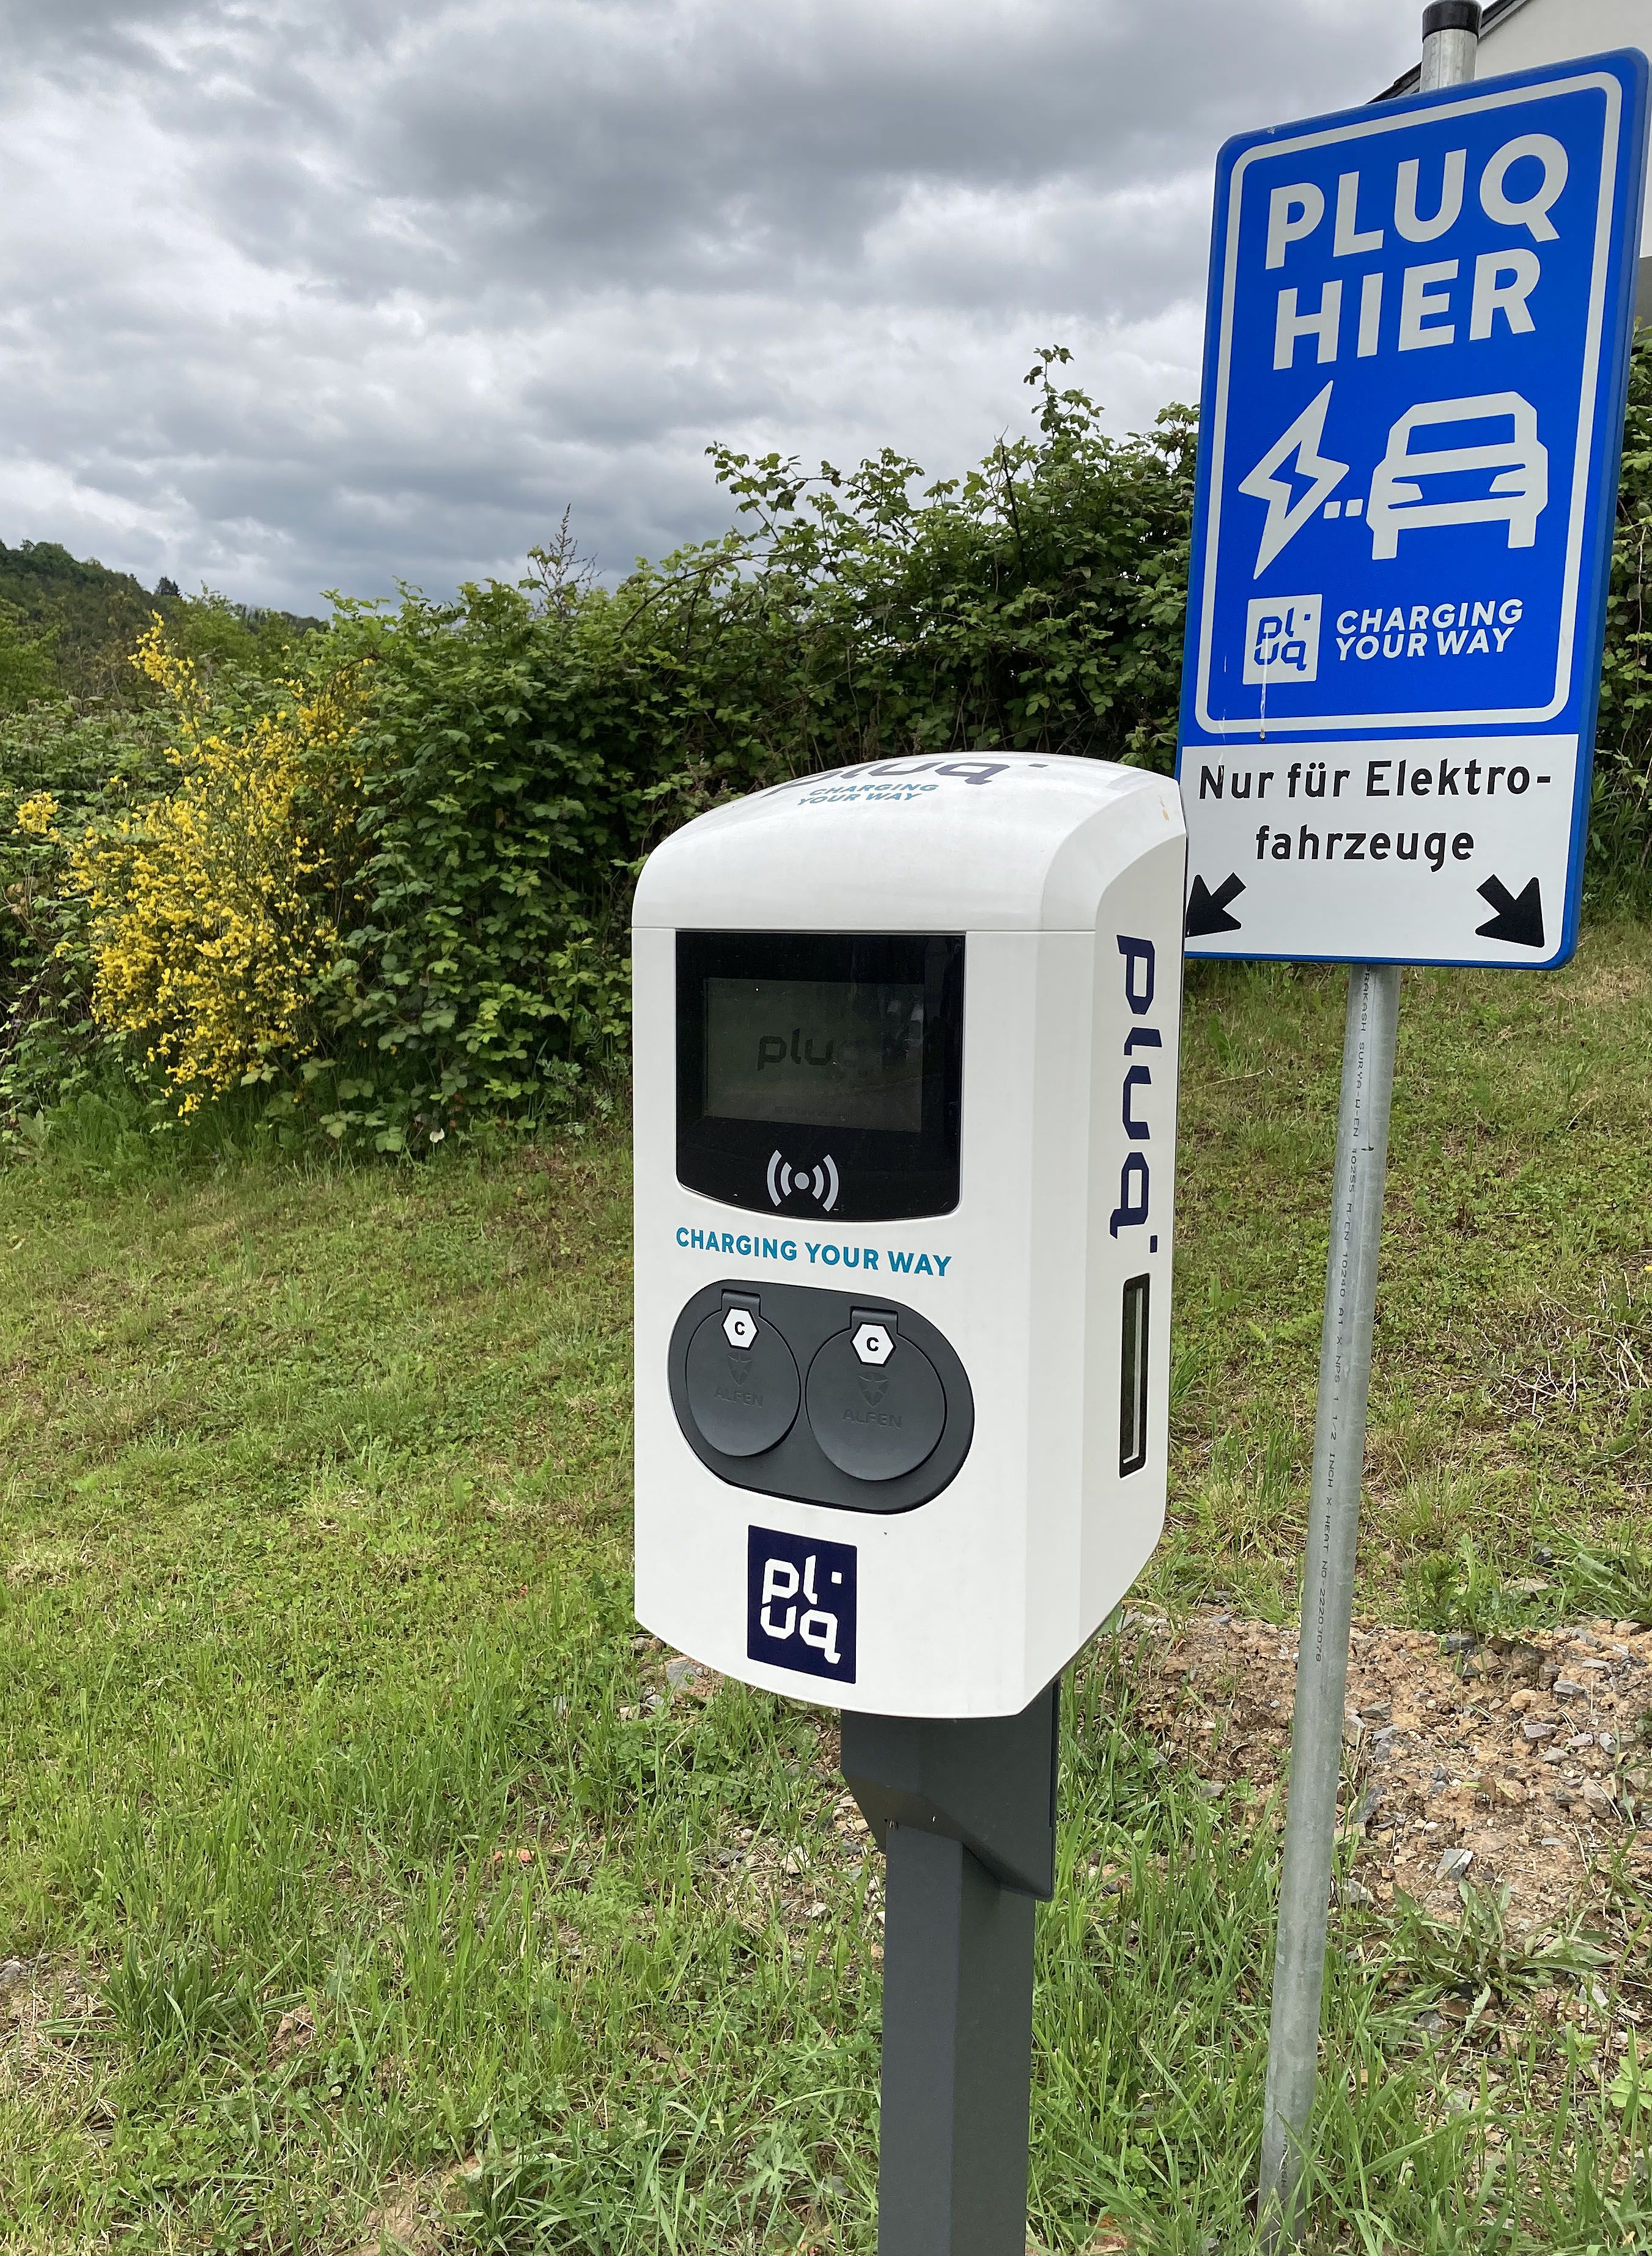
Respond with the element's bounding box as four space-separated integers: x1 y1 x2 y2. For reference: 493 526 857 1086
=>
747 1525 857 1683
1245 596 1322 684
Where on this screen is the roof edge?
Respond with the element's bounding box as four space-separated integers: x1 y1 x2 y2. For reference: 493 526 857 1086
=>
1372 0 1536 102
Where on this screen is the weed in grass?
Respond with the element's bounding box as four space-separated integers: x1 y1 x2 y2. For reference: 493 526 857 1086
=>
1384 1884 1614 2028
1406 1531 1652 1635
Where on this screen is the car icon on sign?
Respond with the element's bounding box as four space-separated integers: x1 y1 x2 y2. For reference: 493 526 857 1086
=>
1366 392 1547 560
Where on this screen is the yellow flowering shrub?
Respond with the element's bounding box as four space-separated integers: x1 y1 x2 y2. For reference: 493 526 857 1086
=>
13 790 59 837
54 624 364 1113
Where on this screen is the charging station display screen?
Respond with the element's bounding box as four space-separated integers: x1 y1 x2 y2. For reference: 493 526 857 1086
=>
703 977 926 1134
676 932 964 1222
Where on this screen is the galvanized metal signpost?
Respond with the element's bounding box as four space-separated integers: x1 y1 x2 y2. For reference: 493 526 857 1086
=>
1174 4 1649 2239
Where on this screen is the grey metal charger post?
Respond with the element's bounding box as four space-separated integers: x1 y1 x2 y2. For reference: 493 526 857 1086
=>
1255 17 1479 2244
841 1683 1060 2256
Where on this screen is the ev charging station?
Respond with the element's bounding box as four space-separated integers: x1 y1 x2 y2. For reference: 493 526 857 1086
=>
632 751 1187 2251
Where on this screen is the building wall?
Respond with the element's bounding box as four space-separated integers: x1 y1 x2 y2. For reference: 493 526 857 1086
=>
1478 0 1650 79
1469 0 1652 301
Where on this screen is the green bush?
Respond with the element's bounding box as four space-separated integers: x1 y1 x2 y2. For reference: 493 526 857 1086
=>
0 698 174 1118
287 356 1193 1141
1595 329 1652 905
3 344 1651 1145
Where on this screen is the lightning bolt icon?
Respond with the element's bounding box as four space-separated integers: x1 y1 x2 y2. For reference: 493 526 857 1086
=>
1237 382 1348 577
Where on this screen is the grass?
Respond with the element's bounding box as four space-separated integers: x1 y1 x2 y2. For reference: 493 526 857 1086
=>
1167 921 1652 1626
1 922 1650 2252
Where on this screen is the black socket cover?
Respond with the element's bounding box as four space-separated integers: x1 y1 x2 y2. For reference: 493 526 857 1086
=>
806 1329 946 1481
682 1307 800 1456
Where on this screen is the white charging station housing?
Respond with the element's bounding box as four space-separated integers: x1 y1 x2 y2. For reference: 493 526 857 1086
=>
633 751 1186 1717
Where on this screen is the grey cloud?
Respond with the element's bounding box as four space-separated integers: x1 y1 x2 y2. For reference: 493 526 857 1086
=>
164 2 1407 299
0 0 1423 611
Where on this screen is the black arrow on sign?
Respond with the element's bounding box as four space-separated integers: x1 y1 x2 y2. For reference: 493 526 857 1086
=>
1186 872 1246 937
1474 874 1544 949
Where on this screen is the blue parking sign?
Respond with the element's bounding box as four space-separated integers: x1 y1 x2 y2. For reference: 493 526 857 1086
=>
1178 51 1649 967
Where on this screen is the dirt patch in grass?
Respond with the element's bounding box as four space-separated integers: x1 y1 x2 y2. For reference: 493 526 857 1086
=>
348 2156 482 2256
649 1623 1652 1939
0 1955 108 2109
1122 1608 1652 1931
635 1647 880 1944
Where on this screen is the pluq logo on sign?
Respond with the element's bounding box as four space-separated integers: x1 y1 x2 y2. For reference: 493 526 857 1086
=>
1245 596 1323 684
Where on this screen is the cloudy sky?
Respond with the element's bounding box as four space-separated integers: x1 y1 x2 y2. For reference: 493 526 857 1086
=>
0 0 1429 612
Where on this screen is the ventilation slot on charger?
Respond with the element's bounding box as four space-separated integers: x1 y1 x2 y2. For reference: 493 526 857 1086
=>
1119 1274 1150 1477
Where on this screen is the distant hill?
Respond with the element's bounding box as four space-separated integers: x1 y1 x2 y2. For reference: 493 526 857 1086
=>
0 539 325 704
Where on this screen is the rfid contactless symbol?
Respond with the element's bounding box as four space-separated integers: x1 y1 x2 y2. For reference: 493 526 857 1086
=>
766 1149 840 1210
